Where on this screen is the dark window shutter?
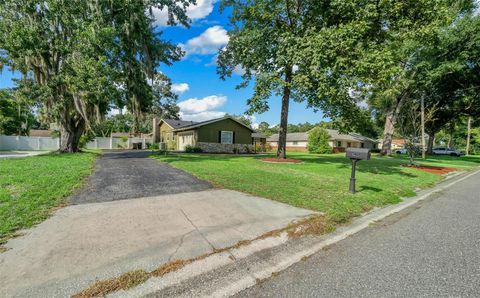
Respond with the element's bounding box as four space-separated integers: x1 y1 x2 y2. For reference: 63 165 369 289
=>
218 131 221 143
233 132 235 144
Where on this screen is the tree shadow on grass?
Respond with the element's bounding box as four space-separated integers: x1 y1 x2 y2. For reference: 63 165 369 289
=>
357 185 383 193
152 152 257 163
301 155 419 178
154 152 420 179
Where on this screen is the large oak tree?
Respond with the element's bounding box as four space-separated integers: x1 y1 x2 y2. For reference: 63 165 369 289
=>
0 0 193 152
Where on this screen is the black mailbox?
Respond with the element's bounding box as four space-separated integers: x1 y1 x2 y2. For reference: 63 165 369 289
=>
346 148 371 160
345 148 371 193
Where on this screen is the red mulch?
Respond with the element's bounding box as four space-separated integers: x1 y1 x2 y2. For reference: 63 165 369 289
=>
403 165 457 175
261 157 303 164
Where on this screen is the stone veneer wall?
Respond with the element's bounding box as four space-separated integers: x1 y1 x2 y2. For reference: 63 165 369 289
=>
196 142 254 153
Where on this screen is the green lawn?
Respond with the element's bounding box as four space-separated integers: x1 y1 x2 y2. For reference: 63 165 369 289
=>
152 152 480 224
0 152 98 244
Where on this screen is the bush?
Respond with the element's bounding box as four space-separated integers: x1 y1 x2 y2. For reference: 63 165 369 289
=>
184 145 202 153
370 148 381 153
307 127 332 154
147 143 159 150
167 140 176 150
79 131 95 148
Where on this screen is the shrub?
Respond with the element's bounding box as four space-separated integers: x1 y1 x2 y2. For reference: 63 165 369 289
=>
79 131 95 148
370 148 381 153
147 143 159 150
184 145 202 153
307 127 332 154
167 140 176 150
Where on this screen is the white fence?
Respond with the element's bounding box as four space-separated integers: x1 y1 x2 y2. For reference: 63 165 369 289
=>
0 135 60 150
85 137 152 150
0 135 153 151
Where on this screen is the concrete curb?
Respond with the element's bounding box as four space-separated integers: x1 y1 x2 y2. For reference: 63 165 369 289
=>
110 169 480 298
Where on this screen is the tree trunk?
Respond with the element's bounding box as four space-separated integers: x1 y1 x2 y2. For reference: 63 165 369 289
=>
427 130 435 155
380 94 406 156
466 116 472 155
59 112 86 153
277 68 292 159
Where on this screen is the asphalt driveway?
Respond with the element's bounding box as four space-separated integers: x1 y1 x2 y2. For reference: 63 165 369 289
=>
69 150 212 204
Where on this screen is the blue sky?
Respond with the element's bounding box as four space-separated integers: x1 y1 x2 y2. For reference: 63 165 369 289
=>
0 0 325 127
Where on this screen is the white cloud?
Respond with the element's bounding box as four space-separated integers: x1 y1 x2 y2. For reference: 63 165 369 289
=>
178 95 227 114
180 111 226 122
177 95 227 121
244 115 259 129
181 26 229 56
232 65 246 76
152 0 218 27
171 83 189 95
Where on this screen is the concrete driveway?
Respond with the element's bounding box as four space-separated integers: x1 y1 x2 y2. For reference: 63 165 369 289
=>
0 151 46 159
69 150 212 204
0 151 314 297
0 190 313 298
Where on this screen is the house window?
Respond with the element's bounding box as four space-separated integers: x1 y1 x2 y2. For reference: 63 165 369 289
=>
292 141 298 145
221 131 233 144
361 143 364 148
336 141 342 147
347 142 352 148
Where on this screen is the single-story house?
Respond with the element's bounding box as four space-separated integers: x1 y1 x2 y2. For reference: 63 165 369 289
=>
153 116 265 153
29 129 52 137
267 129 378 153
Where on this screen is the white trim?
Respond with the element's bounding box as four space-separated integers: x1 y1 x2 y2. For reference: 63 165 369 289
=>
158 119 175 129
221 131 234 144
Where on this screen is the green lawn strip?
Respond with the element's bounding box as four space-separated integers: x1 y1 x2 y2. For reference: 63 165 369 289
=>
389 154 480 169
0 151 98 244
152 152 479 224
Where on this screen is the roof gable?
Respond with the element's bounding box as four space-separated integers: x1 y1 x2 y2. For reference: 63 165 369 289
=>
160 119 197 129
173 116 254 132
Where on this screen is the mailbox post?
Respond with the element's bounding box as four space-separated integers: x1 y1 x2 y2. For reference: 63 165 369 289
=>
345 148 371 193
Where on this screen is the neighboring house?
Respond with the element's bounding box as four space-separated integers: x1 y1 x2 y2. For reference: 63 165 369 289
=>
252 132 268 152
267 129 378 153
154 116 263 153
377 138 406 150
29 129 52 137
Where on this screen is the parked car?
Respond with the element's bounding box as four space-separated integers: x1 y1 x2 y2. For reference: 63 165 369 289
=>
395 148 408 154
432 147 464 157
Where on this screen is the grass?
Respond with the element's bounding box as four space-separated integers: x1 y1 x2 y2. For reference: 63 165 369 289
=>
0 151 98 244
152 152 480 224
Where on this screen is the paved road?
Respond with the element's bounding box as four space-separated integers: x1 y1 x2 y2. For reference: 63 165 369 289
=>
69 150 212 204
237 171 480 298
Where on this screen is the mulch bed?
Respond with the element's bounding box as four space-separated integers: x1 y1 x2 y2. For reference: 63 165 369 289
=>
403 165 457 175
260 157 303 164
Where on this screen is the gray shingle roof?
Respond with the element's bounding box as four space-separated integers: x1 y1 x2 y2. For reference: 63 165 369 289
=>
266 132 309 142
162 119 197 129
267 129 377 144
171 116 254 132
252 132 268 139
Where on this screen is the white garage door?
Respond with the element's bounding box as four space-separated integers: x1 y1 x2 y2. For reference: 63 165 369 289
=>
178 133 194 151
